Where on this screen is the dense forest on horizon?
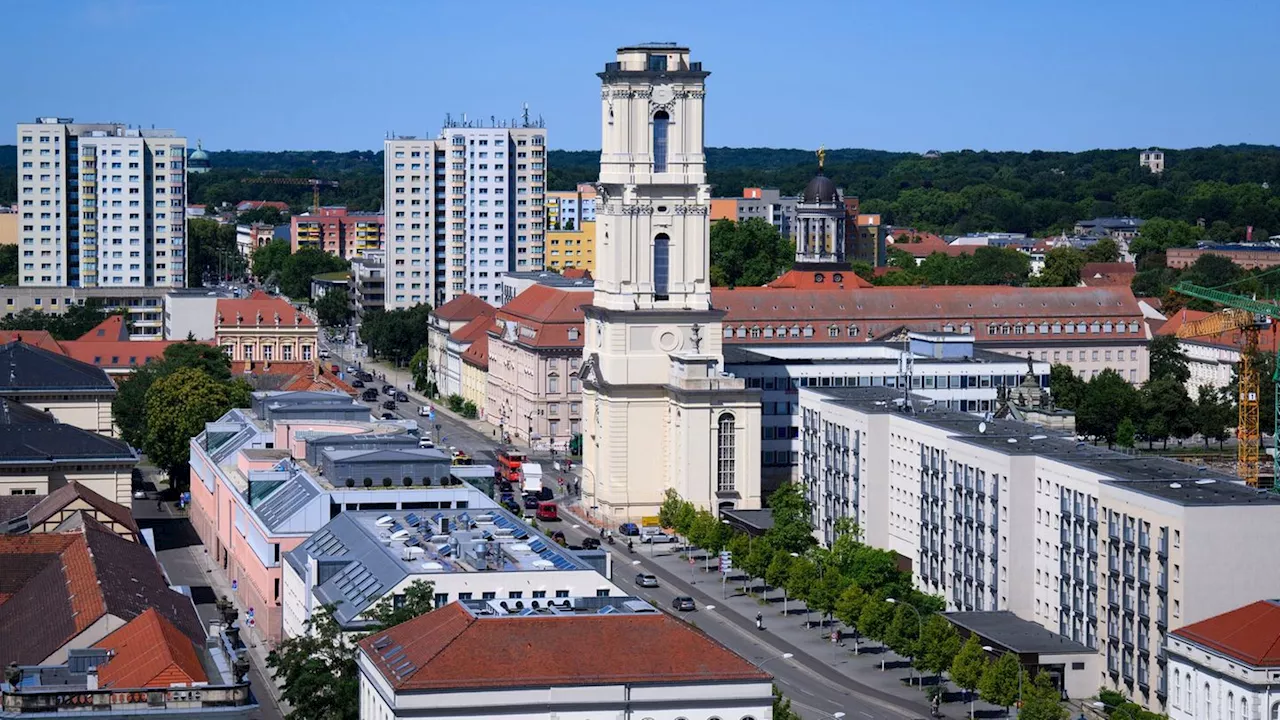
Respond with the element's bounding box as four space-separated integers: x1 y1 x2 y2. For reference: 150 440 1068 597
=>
4 143 1280 239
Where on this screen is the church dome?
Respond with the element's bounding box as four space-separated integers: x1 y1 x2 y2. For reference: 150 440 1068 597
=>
801 173 839 204
189 147 209 162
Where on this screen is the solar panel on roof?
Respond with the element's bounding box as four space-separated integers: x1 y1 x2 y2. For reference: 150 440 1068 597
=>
438 545 453 557
513 529 529 539
528 540 546 552
432 512 445 523
598 606 617 614
390 521 404 534
405 513 421 527
458 512 473 527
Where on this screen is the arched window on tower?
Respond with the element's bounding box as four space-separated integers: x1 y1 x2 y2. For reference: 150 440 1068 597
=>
652 111 670 173
653 233 670 300
717 413 736 492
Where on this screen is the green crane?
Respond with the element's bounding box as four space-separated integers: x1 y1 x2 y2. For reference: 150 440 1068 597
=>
1174 281 1280 488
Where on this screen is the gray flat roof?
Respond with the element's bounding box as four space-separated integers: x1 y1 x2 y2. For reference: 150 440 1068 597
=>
724 342 1032 367
807 386 1269 506
944 611 1093 655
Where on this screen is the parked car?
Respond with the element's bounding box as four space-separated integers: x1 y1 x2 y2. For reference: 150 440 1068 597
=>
351 379 365 388
523 494 540 510
536 501 559 521
318 350 330 359
502 499 522 514
362 388 379 401
635 573 659 588
331 364 341 374
581 537 600 550
358 372 373 382
535 487 553 502
380 412 395 420
382 400 396 410
618 523 640 536
671 596 696 612
641 532 675 544
395 392 409 402
418 405 431 416
346 366 357 374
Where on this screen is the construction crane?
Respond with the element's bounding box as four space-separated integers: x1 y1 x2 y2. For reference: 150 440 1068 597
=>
239 177 339 213
1174 281 1280 488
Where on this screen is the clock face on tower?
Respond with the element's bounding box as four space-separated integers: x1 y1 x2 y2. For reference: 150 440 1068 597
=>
652 84 674 105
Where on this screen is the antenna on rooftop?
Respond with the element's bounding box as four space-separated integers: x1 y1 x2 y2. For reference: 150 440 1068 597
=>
522 103 530 127
900 334 914 414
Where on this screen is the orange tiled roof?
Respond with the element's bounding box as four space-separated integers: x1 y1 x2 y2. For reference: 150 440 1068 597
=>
232 360 356 394
493 285 589 349
60 339 195 371
768 268 874 289
77 316 130 342
462 333 489 369
216 290 315 328
449 315 493 344
358 602 769 692
1080 262 1137 288
0 330 66 355
93 608 208 688
1172 600 1280 667
561 268 592 280
432 293 495 322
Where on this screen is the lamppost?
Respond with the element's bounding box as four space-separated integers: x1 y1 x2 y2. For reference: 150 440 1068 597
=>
756 652 794 672
983 645 1023 719
886 598 923 686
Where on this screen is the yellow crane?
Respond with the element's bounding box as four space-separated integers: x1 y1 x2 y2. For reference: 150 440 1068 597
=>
1174 307 1266 486
239 176 339 213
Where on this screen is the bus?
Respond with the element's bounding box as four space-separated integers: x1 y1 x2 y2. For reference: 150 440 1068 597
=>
495 447 528 483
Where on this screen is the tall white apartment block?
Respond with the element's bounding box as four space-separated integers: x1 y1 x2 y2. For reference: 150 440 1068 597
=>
384 120 547 309
799 385 1280 711
16 118 187 288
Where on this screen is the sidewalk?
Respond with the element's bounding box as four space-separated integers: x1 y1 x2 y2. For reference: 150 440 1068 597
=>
561 503 1006 719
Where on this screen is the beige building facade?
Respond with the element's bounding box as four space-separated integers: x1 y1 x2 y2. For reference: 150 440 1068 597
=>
214 291 318 363
800 385 1280 711
426 294 494 397
580 45 762 521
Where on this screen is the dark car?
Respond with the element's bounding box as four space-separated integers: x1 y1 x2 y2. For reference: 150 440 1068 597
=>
351 379 365 388
535 487 554 502
382 400 396 410
362 388 379 401
581 537 600 550
523 494 540 510
635 573 659 589
497 480 513 493
618 523 640 536
395 392 409 402
502 499 522 514
380 412 395 420
358 372 373 382
671 596 695 612
383 385 396 395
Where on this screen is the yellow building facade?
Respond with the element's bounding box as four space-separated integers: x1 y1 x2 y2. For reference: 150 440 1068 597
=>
546 220 595 273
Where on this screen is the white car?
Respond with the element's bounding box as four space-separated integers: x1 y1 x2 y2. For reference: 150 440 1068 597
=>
641 532 676 544
346 365 357 374
418 405 431 417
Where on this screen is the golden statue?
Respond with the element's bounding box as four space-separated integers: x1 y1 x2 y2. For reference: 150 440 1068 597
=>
816 145 826 170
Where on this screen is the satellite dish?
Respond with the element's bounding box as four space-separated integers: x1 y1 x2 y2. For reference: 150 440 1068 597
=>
978 422 987 434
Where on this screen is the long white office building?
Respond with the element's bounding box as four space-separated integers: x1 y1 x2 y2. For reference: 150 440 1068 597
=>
383 119 547 309
799 385 1280 711
725 332 1050 478
16 118 187 288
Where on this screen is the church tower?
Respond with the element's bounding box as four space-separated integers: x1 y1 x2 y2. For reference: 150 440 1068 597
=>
580 44 762 521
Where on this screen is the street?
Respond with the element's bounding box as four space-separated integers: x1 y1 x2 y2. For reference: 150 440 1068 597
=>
132 478 285 720
321 338 936 720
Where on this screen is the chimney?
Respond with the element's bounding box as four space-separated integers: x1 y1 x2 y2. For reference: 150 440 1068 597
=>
86 666 98 690
236 312 242 326
274 312 281 326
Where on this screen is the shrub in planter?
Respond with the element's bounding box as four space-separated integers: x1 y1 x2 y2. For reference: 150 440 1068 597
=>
422 476 432 486
382 477 393 487
363 477 373 488
402 476 412 487
344 478 355 488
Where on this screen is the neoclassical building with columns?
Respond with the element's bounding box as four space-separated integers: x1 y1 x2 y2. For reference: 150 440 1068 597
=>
579 44 762 521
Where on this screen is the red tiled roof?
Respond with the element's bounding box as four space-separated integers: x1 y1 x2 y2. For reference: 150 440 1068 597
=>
0 330 66 355
1172 600 1280 667
461 334 489 369
449 315 493 344
562 268 592 280
493 285 589 349
93 608 207 688
888 228 946 246
358 603 769 692
231 360 356 394
713 285 1145 344
767 268 874 290
896 244 976 259
432 293 495 322
1081 262 1137 288
77 316 130 342
216 290 315 328
60 339 195 371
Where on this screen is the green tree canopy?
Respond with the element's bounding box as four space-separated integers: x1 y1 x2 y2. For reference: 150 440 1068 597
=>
0 244 18 286
1147 334 1191 384
950 634 989 715
1016 671 1068 720
709 217 794 287
1084 237 1121 263
187 217 245 287
0 304 115 340
143 367 251 482
314 287 350 328
280 247 349 300
252 238 292 285
360 304 433 365
1139 375 1195 448
916 614 962 684
113 342 236 449
1048 363 1086 410
1035 246 1087 287
979 652 1022 714
1077 368 1141 446
1195 385 1234 448
764 482 816 555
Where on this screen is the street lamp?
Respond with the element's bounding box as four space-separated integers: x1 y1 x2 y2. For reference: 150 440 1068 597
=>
886 598 923 686
756 652 794 672
783 552 800 618
984 645 1023 719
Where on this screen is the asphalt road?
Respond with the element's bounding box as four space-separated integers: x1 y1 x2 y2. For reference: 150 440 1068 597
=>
132 484 285 720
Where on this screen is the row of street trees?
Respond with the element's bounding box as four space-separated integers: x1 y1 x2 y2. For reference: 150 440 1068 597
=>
659 486 1071 718
250 239 349 300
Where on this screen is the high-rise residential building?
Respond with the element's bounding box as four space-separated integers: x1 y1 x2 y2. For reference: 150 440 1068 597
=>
16 118 187 289
384 119 547 309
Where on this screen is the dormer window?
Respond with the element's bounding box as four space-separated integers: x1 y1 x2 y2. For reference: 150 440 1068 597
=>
567 327 579 342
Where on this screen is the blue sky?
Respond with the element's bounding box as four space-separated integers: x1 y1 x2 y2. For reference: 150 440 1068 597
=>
4 0 1275 152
